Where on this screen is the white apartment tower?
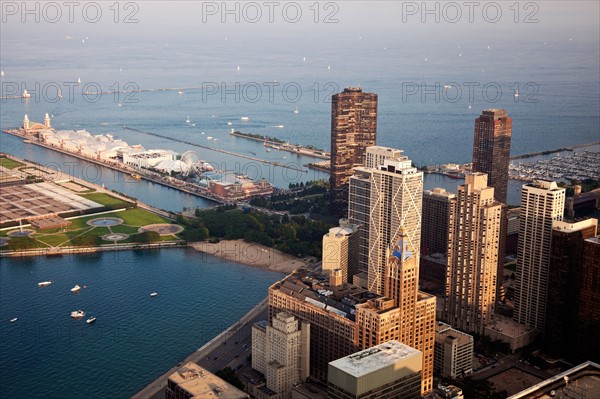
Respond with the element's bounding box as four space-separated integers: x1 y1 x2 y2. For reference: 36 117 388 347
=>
252 312 310 398
513 180 565 330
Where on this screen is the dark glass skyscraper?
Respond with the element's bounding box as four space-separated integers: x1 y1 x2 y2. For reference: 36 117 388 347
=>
330 87 377 214
472 109 512 204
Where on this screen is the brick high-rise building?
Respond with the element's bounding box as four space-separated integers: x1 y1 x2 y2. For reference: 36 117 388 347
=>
472 109 512 204
445 173 502 335
544 219 598 360
355 231 436 394
514 180 565 330
330 87 377 214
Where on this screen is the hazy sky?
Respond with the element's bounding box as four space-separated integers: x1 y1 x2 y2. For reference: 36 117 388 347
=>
2 1 599 44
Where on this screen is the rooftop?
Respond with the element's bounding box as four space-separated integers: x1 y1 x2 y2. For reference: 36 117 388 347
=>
435 322 473 346
270 268 379 321
508 361 600 399
168 362 249 399
329 340 421 378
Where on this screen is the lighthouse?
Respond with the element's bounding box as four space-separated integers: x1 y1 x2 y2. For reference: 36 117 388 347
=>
44 113 51 129
23 114 30 131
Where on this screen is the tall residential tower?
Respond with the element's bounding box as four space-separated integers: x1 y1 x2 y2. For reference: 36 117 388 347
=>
513 180 565 330
330 87 378 213
445 173 502 335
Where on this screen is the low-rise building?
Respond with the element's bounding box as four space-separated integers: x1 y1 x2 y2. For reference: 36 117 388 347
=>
165 362 249 399
327 340 422 399
434 322 473 379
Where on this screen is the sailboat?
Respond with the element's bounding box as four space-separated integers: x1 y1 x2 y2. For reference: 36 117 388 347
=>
293 106 299 114
186 116 191 124
77 77 81 84
514 90 520 98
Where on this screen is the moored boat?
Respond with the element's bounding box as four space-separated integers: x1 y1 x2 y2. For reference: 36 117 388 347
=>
38 281 52 287
86 317 96 324
70 285 81 293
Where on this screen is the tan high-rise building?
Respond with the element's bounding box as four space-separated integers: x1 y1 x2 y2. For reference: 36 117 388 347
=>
330 87 378 213
445 173 502 335
355 232 436 394
322 220 358 283
366 153 423 294
514 180 565 330
252 312 310 398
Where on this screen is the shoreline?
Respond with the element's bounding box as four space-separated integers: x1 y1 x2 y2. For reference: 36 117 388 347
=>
189 239 310 274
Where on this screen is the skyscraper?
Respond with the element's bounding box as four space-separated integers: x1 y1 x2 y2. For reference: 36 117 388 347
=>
513 180 565 330
421 188 455 256
366 153 423 294
356 232 436 393
578 236 600 362
472 109 512 204
445 173 502 335
544 219 598 360
348 146 403 277
330 87 378 213
472 109 512 304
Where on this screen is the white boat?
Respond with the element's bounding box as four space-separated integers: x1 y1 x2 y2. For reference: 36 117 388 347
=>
117 103 123 107
77 77 81 84
266 148 271 152
71 310 85 318
86 317 96 324
443 85 452 89
241 116 249 121
10 318 18 323
207 136 213 140
1 70 4 77
237 65 240 71
22 90 31 98
227 122 232 126
178 91 184 95
293 107 299 114
150 292 158 297
186 116 191 123
70 285 81 293
514 90 520 97
468 103 472 109
38 281 52 286
274 125 284 128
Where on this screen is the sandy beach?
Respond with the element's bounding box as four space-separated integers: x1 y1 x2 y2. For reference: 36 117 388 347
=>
189 239 309 274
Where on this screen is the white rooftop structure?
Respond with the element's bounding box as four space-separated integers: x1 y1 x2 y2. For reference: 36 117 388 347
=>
329 340 421 378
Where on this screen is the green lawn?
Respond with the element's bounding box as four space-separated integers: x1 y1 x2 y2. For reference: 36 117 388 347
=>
1 207 180 251
82 192 133 208
0 157 25 169
118 208 171 225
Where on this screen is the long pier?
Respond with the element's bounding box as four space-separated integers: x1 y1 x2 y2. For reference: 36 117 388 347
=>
230 131 330 160
122 126 307 172
1 129 229 204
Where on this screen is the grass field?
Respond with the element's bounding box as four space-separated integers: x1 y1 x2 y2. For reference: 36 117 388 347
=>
82 192 133 208
2 207 182 251
0 157 25 169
